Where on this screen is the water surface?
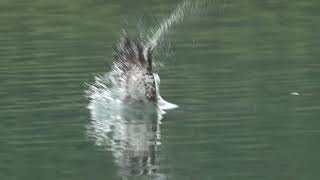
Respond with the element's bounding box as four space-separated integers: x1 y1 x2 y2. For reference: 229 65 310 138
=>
1 0 320 180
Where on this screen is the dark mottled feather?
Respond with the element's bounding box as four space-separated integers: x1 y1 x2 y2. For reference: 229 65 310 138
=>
112 37 156 102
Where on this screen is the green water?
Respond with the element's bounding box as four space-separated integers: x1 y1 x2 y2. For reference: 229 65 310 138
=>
1 0 320 179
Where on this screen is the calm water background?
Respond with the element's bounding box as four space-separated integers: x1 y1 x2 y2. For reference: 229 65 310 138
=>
1 0 320 179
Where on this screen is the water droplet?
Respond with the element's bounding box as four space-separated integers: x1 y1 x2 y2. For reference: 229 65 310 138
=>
290 92 301 96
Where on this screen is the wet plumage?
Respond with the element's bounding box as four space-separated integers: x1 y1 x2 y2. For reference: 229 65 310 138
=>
112 37 157 102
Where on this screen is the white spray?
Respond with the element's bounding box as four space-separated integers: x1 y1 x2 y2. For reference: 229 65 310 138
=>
146 1 191 51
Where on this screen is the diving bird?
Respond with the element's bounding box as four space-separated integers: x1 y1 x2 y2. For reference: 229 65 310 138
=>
112 37 157 102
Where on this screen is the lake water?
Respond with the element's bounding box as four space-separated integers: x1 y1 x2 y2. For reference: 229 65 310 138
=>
1 0 320 180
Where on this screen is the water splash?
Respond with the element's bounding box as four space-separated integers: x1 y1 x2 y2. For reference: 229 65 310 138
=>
85 58 174 177
146 1 193 51
85 0 198 178
86 71 165 176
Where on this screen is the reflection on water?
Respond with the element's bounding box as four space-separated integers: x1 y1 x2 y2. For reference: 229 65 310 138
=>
86 96 164 178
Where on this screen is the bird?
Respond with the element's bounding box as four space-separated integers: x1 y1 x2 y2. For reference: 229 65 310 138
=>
112 36 157 102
